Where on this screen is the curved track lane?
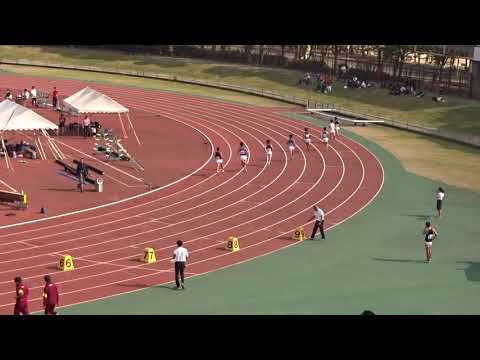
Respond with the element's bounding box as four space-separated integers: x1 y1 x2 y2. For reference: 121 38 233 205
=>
0 74 383 314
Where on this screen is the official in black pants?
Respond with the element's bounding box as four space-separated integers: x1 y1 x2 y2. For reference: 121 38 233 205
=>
172 240 189 289
309 205 326 239
76 158 88 193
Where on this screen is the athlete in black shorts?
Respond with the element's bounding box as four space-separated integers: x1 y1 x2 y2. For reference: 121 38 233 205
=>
423 221 438 263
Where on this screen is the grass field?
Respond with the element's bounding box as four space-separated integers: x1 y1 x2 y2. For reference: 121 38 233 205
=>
2 46 480 136
0 64 286 107
58 116 480 315
347 125 480 192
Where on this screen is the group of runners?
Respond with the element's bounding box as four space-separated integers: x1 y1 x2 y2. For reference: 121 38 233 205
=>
214 118 341 173
214 118 447 265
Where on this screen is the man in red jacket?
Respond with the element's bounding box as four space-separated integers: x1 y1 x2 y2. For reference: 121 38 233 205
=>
13 276 29 315
52 87 59 109
43 275 59 315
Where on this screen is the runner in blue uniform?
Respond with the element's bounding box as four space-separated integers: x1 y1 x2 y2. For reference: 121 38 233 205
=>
239 142 249 172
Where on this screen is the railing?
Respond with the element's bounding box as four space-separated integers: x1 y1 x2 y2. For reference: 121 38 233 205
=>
1 58 479 148
328 107 480 147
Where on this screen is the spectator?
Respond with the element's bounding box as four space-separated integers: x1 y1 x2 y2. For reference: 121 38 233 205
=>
432 96 446 103
52 87 59 109
5 89 12 100
43 275 59 315
58 113 66 135
13 277 29 315
82 115 91 137
23 88 30 100
31 86 37 107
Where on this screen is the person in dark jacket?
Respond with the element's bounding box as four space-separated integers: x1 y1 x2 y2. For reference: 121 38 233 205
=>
76 158 88 192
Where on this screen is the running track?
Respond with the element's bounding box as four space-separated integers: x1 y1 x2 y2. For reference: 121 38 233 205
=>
0 74 384 314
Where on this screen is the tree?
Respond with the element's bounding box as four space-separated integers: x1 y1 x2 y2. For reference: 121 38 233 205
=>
383 45 414 79
259 45 265 65
373 45 386 81
244 45 253 64
332 45 345 76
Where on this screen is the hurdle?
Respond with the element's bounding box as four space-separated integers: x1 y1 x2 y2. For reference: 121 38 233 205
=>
0 189 28 210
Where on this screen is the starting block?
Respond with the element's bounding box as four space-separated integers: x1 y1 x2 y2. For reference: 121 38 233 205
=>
226 236 240 252
293 227 305 241
58 255 74 271
142 247 156 263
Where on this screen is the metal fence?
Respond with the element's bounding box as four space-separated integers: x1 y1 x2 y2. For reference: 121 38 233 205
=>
1 58 478 148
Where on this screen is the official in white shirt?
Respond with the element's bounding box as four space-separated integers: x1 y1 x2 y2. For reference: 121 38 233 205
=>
309 205 326 240
172 240 189 289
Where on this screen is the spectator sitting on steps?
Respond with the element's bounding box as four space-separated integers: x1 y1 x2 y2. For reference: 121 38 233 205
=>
433 96 446 103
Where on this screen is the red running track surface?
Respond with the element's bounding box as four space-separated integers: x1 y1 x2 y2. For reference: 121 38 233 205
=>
0 74 384 314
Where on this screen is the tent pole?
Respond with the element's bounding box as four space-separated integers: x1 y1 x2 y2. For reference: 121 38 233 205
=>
0 133 10 172
35 132 47 160
0 178 18 193
42 129 60 160
117 113 128 139
32 132 43 160
43 130 64 160
125 113 141 145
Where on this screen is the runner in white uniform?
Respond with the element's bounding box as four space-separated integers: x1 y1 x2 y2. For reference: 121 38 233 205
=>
335 118 341 137
329 119 336 140
287 134 295 160
265 139 273 166
214 147 225 173
239 142 249 172
321 127 329 149
304 128 312 151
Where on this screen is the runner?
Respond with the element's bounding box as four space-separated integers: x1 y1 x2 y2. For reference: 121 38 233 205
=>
239 142 249 172
329 119 336 140
335 118 341 137
287 134 296 160
436 187 445 218
423 221 438 263
214 147 225 173
321 127 329 150
265 139 273 166
304 127 312 151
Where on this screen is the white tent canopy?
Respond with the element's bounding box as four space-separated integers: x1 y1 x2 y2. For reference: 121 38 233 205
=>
63 87 129 114
0 100 58 131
